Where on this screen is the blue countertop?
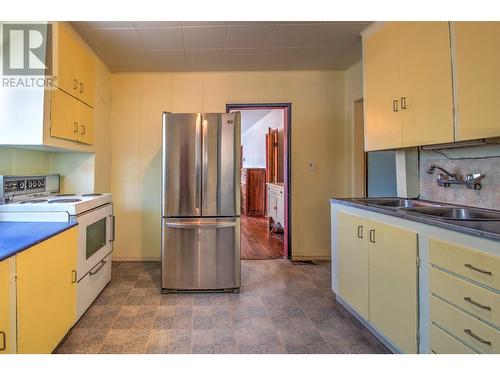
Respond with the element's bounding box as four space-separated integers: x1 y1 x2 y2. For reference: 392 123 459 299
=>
0 221 78 262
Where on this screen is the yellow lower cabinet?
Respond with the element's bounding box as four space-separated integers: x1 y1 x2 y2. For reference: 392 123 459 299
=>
0 257 16 354
16 227 77 354
430 323 476 354
337 211 369 320
369 220 418 354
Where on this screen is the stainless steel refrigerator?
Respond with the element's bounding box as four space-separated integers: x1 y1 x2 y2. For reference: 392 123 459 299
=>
161 112 241 293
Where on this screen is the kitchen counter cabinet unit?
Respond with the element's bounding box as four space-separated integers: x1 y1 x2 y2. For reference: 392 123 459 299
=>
331 199 500 354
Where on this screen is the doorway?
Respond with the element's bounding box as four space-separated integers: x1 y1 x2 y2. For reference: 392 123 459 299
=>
226 103 291 260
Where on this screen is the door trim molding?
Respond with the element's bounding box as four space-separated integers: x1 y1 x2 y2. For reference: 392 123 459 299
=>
226 102 292 259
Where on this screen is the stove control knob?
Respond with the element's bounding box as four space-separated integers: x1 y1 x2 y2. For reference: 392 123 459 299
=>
18 181 25 190
27 181 33 189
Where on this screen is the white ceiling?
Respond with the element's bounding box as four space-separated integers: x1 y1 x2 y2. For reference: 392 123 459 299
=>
70 21 371 72
240 109 277 133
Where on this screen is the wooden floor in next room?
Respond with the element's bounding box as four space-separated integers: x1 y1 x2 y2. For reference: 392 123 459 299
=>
240 215 284 260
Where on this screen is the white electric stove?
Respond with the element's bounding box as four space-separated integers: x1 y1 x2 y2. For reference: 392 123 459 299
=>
0 174 115 320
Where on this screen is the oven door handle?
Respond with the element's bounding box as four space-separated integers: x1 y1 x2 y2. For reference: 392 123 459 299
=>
109 215 115 242
89 260 107 276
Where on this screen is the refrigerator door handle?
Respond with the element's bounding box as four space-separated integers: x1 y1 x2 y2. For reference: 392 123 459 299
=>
201 116 209 214
165 221 236 229
195 115 202 215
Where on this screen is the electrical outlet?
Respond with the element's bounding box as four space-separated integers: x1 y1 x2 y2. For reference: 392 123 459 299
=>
307 160 316 170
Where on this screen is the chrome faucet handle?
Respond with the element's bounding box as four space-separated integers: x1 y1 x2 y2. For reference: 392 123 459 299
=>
466 173 483 181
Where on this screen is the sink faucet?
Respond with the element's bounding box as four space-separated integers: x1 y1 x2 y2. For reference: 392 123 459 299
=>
428 164 484 190
427 164 457 179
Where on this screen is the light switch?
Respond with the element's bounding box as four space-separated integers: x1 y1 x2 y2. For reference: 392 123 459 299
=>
307 160 316 170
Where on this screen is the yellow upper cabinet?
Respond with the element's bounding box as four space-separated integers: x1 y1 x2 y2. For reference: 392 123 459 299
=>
363 22 454 151
77 47 96 107
364 22 401 151
398 22 454 147
54 23 95 108
454 22 500 141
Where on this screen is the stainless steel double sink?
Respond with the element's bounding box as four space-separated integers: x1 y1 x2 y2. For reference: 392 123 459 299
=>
353 198 500 221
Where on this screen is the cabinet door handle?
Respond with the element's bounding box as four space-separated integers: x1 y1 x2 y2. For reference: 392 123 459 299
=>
401 97 407 110
79 82 84 94
71 270 77 283
464 264 492 276
464 329 491 346
80 124 86 135
73 122 79 133
73 79 78 90
392 99 399 112
369 229 376 243
464 297 491 311
0 331 6 351
357 225 363 239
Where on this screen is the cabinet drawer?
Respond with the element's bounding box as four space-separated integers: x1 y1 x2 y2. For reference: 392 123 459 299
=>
430 322 476 354
430 295 500 353
429 238 500 291
430 267 500 328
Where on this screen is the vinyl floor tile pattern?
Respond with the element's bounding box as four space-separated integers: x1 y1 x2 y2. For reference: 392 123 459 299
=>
55 260 390 354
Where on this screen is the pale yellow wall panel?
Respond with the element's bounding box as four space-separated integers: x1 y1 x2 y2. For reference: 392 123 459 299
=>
110 70 347 260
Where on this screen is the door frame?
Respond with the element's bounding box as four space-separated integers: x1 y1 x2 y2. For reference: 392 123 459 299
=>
226 102 292 259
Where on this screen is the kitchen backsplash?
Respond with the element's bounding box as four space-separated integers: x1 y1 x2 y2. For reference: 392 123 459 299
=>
419 145 500 209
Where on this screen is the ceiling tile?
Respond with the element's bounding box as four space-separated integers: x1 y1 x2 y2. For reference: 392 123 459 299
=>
225 25 274 48
182 21 229 27
70 22 89 30
137 28 183 49
314 23 368 45
85 21 136 28
147 50 186 70
75 27 106 51
133 21 182 28
185 49 223 68
93 28 143 49
94 49 150 68
229 21 277 26
182 26 228 49
221 48 262 69
266 24 323 47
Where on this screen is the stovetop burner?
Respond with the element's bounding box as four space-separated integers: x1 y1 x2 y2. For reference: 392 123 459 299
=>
48 198 82 204
57 194 77 197
20 199 49 204
82 193 103 197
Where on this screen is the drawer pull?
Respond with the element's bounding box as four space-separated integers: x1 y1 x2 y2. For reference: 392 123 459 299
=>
464 297 491 311
71 270 77 283
464 264 492 276
357 225 363 239
464 329 491 346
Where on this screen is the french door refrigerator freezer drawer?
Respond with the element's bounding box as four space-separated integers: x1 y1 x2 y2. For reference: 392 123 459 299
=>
161 217 241 293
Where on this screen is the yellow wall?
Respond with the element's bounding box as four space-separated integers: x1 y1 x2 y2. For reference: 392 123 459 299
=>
111 70 347 261
344 61 364 197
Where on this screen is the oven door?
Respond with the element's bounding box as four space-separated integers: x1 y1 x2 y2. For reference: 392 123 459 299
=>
77 203 114 280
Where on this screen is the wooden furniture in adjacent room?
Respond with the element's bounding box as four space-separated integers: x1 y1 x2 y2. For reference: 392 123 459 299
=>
241 168 266 216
